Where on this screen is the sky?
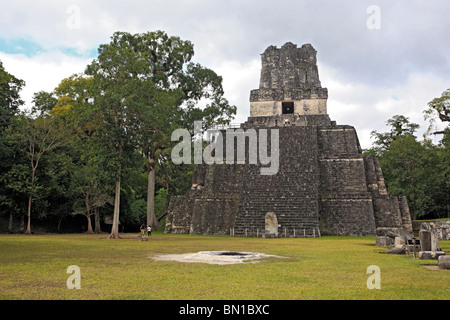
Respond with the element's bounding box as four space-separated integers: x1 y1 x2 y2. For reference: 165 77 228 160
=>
1 0 449 149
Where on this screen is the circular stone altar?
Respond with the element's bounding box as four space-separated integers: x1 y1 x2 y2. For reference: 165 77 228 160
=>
150 251 286 265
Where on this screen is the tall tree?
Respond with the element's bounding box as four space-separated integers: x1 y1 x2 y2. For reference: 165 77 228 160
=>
85 31 235 238
11 109 63 234
50 74 111 233
0 60 25 231
424 88 450 217
369 115 419 155
424 88 450 135
439 133 450 217
368 114 448 219
0 60 25 128
379 135 443 219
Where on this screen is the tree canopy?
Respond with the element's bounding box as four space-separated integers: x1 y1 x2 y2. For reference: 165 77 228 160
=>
424 88 450 135
366 112 450 220
0 30 236 236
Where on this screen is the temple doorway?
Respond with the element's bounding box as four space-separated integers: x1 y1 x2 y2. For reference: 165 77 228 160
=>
282 101 294 114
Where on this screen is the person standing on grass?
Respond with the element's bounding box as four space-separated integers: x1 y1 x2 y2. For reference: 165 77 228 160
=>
140 223 146 237
147 225 152 236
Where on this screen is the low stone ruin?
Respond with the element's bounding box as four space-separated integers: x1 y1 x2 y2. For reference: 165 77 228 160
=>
438 256 450 269
418 222 445 260
377 222 448 268
412 220 450 240
376 227 414 253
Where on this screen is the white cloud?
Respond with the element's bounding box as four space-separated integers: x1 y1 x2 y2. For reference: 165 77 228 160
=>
213 58 260 125
322 63 448 148
0 52 92 110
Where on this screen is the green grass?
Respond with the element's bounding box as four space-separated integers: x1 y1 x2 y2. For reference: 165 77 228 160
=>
0 233 449 300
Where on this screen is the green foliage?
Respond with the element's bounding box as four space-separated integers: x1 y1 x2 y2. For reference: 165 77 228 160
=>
32 91 57 115
424 88 450 133
2 163 31 194
439 131 450 189
369 115 419 154
154 187 168 215
369 114 450 220
0 60 25 128
0 60 26 228
0 163 30 220
379 136 446 218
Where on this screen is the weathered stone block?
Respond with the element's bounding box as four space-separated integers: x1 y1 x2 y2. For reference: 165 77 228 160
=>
376 236 393 247
264 212 278 236
413 220 450 240
418 251 445 260
386 247 406 254
419 230 431 251
438 255 450 269
420 222 441 251
394 236 405 248
376 227 411 239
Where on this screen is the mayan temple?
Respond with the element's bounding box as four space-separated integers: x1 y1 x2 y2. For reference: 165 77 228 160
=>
165 42 413 237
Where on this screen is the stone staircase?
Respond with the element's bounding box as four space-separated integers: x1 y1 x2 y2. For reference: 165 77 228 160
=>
233 126 320 237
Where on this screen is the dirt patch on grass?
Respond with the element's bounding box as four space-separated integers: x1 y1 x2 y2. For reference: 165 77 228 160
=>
423 265 447 271
149 251 288 265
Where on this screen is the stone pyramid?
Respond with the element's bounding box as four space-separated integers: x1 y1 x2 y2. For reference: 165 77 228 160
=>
165 42 413 238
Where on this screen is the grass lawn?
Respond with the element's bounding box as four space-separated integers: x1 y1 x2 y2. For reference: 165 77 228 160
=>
0 233 449 300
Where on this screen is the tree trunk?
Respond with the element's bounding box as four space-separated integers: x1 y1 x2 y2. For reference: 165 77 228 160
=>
447 191 450 219
108 179 121 239
147 156 159 230
84 195 94 233
86 213 94 233
8 212 13 234
25 165 37 235
19 214 25 233
94 207 102 234
25 193 32 235
57 214 64 233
